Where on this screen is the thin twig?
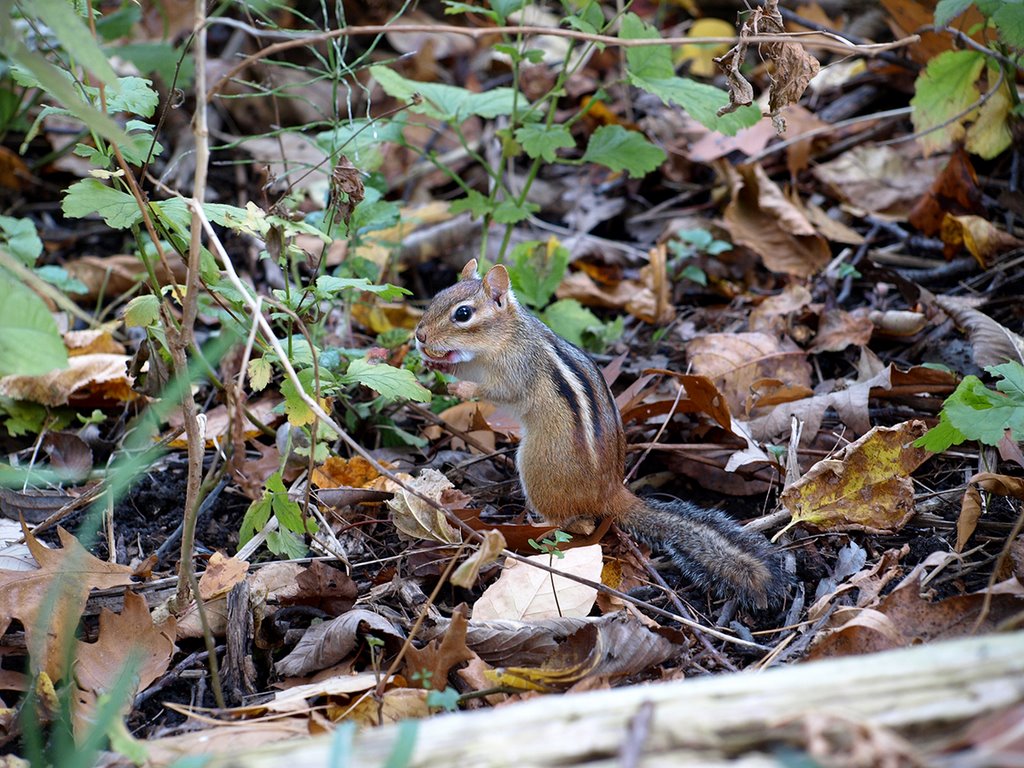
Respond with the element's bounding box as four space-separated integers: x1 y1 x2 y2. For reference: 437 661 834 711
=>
206 22 920 103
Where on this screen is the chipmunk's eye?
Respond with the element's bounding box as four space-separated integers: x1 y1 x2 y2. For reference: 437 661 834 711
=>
453 305 473 323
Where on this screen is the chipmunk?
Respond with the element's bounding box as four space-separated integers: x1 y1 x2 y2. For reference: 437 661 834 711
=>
415 260 790 612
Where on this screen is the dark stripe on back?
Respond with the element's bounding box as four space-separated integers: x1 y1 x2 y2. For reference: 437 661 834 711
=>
550 364 582 423
552 338 606 443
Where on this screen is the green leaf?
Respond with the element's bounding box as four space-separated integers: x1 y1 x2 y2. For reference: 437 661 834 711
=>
315 119 404 172
449 190 495 219
514 124 575 162
371 66 518 123
124 295 161 328
581 125 665 177
926 371 1024 449
344 357 431 402
444 1 499 20
1 398 48 437
0 215 43 266
991 362 1024 399
30 0 118 86
910 50 985 155
62 179 142 229
8 49 128 148
993 3 1024 48
491 0 526 22
934 0 977 26
239 488 273 546
316 275 410 301
620 13 760 135
106 76 159 117
0 278 69 376
492 199 538 224
266 529 308 559
507 239 569 308
35 265 88 294
540 299 601 347
114 42 194 88
248 357 273 391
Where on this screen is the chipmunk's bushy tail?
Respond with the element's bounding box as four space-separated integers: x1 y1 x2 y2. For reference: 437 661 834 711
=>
621 495 791 612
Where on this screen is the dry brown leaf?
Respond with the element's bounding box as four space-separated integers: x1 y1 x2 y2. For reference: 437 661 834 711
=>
0 525 135 678
403 606 476 691
808 578 1019 659
782 421 931 533
63 329 125 356
167 396 283 449
74 592 175 734
749 365 892 444
275 609 405 678
927 293 1024 367
555 267 673 325
722 164 831 277
423 616 589 667
908 147 982 235
472 545 602 621
687 331 812 415
451 530 507 589
311 455 384 490
0 353 136 407
387 468 463 544
811 308 874 353
198 552 250 601
65 254 186 303
485 614 682 692
880 0 988 63
749 284 813 333
342 687 430 725
238 134 330 201
812 145 947 218
283 561 358 616
957 473 1024 552
940 214 1024 266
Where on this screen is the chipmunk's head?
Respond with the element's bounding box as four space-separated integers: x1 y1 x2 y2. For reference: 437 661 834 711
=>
415 259 519 374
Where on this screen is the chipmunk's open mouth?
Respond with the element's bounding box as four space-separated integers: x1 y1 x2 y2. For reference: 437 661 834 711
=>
418 346 459 375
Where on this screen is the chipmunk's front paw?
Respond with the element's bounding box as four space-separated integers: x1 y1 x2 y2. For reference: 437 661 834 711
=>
447 380 479 399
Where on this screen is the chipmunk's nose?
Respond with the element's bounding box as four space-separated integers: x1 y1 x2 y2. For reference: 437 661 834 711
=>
415 327 427 345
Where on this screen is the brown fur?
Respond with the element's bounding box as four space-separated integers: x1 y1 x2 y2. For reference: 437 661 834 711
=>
416 261 790 612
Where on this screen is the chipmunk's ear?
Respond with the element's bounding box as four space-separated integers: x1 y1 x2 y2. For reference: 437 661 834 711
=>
460 259 480 280
482 264 511 306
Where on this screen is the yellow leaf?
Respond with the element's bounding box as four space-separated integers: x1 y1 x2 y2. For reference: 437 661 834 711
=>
676 19 736 77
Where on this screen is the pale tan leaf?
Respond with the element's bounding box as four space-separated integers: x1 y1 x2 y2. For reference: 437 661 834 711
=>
472 545 602 621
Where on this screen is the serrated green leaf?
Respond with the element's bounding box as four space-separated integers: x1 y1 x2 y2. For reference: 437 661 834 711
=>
62 179 141 229
991 362 1024 399
124 294 161 328
938 373 1024 447
0 215 43 266
581 125 665 177
508 239 568 308
281 376 316 426
345 357 431 402
0 278 69 376
9 48 128 147
248 357 272 391
239 488 273 546
492 199 538 224
620 13 674 79
371 66 518 123
31 0 118 86
450 190 494 218
514 123 574 162
993 3 1024 48
934 0 977 26
910 50 985 155
106 76 159 117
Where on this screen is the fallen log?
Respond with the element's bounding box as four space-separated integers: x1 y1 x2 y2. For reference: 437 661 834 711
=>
196 631 1024 767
